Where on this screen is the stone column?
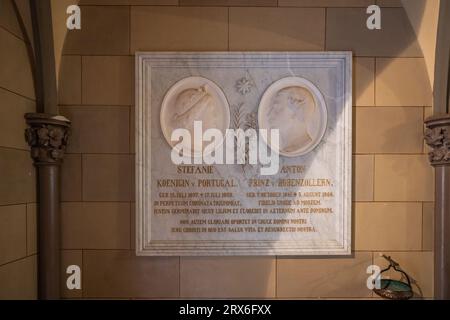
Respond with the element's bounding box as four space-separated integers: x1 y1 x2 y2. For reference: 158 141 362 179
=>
25 113 71 300
424 114 450 299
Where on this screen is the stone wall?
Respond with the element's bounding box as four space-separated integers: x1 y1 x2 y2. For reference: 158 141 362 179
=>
0 0 37 300
56 0 434 299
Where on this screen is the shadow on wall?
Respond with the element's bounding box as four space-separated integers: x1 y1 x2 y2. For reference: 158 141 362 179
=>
54 1 434 299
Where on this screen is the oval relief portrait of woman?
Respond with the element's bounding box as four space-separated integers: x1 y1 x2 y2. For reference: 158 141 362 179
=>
160 76 230 157
258 77 328 157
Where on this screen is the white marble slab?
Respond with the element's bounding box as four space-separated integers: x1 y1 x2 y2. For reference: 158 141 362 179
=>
136 52 352 256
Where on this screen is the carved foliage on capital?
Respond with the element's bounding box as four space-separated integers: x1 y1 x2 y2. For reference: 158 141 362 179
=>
25 116 71 165
425 118 450 166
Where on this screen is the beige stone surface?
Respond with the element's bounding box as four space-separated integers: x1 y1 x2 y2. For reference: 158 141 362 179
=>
0 205 26 265
61 154 82 202
131 7 228 51
58 56 81 105
130 107 135 154
423 106 433 154
422 202 434 251
83 250 179 298
277 252 373 298
353 155 374 201
0 28 35 99
355 202 422 251
131 0 177 3
376 58 432 106
82 56 133 106
355 107 423 153
229 7 325 50
13 0 33 44
374 155 434 201
61 106 130 153
63 6 129 55
61 250 83 298
181 257 275 298
376 0 402 7
82 154 133 201
48 1 436 299
354 58 375 107
79 0 178 4
0 148 36 205
0 88 35 150
326 8 421 57
424 106 433 119
0 0 23 38
26 203 37 255
0 0 37 301
62 202 130 249
0 255 37 299
279 0 373 6
130 202 135 250
402 0 440 88
180 0 276 5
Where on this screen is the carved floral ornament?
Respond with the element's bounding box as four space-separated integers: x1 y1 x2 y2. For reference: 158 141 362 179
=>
235 77 253 95
424 115 450 166
24 114 71 164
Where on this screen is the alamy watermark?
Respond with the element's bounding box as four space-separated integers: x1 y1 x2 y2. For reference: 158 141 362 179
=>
366 264 382 290
366 5 382 30
63 4 381 31
170 121 280 176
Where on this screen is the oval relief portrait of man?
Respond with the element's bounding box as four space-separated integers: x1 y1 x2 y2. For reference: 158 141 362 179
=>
160 76 230 157
258 77 328 157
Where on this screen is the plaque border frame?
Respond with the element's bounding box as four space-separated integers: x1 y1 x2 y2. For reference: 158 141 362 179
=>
136 52 352 256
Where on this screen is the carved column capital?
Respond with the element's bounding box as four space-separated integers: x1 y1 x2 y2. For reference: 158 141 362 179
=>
24 113 71 166
424 114 450 167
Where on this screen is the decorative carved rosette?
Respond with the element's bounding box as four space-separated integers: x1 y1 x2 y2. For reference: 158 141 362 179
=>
424 114 450 166
25 113 71 165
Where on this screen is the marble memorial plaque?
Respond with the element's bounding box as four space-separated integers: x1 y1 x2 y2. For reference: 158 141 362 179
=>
136 52 352 256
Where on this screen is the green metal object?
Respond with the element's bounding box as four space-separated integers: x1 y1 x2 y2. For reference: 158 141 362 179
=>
373 255 414 300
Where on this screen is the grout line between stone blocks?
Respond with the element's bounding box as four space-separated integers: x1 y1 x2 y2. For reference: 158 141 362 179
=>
275 255 278 298
25 203 28 256
179 256 182 298
80 153 84 202
81 249 84 298
372 154 376 201
129 5 131 56
374 58 377 106
421 202 424 251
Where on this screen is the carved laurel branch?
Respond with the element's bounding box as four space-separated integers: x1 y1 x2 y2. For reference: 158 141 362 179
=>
424 126 450 165
232 104 259 174
25 124 70 164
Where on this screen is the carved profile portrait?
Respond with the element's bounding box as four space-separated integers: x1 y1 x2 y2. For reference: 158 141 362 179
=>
258 77 327 157
266 86 316 154
171 85 219 135
160 76 230 156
